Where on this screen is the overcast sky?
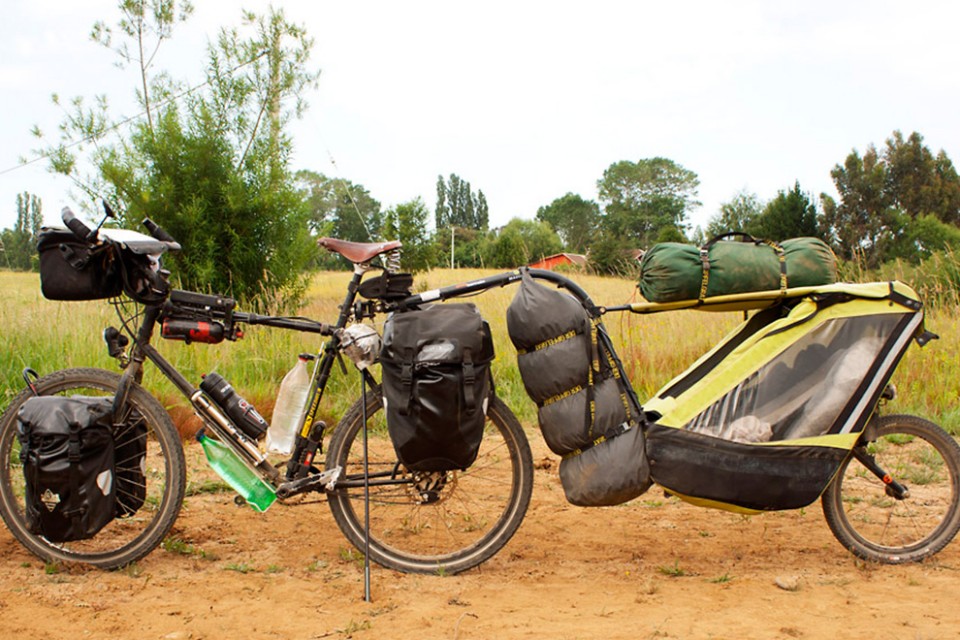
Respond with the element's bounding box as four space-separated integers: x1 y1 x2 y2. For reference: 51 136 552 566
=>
2 1 959 236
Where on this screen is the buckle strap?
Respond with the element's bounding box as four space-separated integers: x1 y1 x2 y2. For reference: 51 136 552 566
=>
399 347 414 416
462 347 477 414
67 423 88 526
563 421 634 460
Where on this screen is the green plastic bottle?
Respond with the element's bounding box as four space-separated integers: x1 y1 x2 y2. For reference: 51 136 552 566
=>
198 433 277 512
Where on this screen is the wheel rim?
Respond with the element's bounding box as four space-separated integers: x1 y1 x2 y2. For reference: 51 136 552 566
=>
835 427 958 556
0 374 179 565
330 398 530 571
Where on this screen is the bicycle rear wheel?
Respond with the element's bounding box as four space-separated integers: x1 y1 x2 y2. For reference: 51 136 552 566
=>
822 414 960 563
325 386 533 574
0 368 186 568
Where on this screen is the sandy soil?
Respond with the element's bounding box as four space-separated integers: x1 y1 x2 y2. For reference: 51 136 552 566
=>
1 436 959 640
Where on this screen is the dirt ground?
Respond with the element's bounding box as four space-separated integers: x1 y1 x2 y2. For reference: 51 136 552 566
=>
1 436 959 640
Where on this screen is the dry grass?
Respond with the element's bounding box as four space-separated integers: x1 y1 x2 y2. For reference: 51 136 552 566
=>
2 268 958 433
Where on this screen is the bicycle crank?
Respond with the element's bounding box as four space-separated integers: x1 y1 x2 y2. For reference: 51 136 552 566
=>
275 466 342 500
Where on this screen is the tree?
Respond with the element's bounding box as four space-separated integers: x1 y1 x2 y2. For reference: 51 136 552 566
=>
381 198 435 272
822 130 960 266
587 229 636 275
1 193 43 270
34 3 318 309
752 182 822 240
705 189 763 239
435 173 488 230
90 0 195 135
480 218 562 268
597 157 700 248
297 170 382 242
822 144 889 264
884 131 960 224
535 193 599 253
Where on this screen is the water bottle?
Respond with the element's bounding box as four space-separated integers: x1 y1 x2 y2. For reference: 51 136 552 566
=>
266 355 312 455
199 372 268 441
198 433 277 512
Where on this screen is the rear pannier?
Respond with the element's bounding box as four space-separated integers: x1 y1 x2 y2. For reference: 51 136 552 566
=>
380 303 494 471
507 269 651 506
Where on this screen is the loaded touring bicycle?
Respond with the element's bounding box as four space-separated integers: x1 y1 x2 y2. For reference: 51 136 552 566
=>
1 207 958 573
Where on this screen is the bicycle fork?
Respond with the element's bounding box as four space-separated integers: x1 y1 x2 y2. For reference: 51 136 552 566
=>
851 445 911 500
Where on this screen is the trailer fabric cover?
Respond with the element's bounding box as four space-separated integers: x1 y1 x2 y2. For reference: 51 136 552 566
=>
643 283 924 512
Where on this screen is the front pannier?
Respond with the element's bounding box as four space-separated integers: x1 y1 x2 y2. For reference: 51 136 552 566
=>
380 303 495 471
507 270 651 506
37 228 122 301
17 396 118 542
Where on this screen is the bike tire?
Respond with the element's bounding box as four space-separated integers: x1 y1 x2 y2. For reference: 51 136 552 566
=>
325 387 533 574
0 368 186 568
822 414 960 563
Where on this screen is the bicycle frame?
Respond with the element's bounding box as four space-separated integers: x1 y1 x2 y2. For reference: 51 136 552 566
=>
108 261 640 499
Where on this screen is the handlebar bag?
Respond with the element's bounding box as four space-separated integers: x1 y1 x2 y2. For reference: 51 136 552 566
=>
37 228 122 301
380 303 494 471
16 396 118 542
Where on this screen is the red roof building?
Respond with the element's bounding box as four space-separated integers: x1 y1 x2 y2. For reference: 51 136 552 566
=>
528 253 588 270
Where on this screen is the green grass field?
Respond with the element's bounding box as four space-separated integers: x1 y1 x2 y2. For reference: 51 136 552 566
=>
2 268 958 434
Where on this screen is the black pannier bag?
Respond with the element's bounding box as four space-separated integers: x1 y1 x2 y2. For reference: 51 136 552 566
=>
507 269 651 506
17 396 118 542
380 303 495 471
37 228 122 301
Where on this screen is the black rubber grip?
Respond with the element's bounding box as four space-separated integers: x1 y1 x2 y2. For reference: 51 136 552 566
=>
61 207 94 240
142 218 177 243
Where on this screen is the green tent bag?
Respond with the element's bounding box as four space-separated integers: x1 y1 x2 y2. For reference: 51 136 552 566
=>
639 234 837 304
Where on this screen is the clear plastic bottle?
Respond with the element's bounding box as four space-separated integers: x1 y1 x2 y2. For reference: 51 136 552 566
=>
198 433 277 512
266 355 312 455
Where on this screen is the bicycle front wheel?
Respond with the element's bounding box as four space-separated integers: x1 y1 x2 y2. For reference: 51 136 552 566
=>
822 414 960 563
326 386 533 574
0 368 186 568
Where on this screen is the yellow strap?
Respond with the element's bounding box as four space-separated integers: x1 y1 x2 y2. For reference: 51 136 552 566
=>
516 329 579 356
541 385 584 407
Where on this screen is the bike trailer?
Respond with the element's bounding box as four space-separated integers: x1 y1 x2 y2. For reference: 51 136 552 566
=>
641 281 930 513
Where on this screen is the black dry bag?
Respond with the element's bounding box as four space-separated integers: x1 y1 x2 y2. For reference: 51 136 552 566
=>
17 396 118 542
380 303 495 471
